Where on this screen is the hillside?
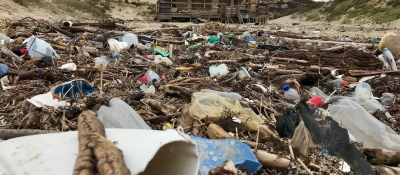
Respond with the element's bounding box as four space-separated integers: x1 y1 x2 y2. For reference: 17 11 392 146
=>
294 0 400 25
0 0 155 21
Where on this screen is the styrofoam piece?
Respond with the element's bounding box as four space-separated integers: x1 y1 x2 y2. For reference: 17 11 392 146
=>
0 129 199 175
98 98 151 129
25 36 60 59
27 92 69 108
190 136 261 175
59 63 77 71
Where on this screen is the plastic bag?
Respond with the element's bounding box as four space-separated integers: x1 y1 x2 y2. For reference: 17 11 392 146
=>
329 99 400 151
189 92 263 130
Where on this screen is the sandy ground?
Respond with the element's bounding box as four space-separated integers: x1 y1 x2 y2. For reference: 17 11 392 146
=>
269 15 400 39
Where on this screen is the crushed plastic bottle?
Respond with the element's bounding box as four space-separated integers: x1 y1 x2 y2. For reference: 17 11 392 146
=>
145 70 160 83
95 56 110 67
382 48 397 71
364 99 386 112
283 84 300 100
354 82 372 103
154 55 173 65
186 43 202 51
380 93 395 106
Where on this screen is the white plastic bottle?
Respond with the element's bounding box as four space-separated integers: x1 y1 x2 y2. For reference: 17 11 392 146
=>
354 82 372 103
382 48 397 71
145 70 160 83
283 84 301 100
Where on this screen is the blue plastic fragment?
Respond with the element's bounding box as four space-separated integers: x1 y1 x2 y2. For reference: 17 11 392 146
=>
0 63 8 77
190 136 262 175
51 79 95 99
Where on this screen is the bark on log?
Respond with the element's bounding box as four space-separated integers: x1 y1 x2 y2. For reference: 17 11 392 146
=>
72 111 130 175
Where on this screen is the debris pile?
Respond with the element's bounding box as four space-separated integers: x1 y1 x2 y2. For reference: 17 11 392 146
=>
0 18 400 175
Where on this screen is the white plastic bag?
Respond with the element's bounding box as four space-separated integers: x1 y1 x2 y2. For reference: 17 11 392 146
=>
329 99 400 151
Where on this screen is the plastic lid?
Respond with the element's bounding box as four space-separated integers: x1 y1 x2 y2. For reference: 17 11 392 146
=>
341 80 348 87
307 96 324 107
283 84 290 91
151 78 157 82
139 76 147 82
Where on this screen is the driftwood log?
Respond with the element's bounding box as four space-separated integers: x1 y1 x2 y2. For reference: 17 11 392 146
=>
72 111 130 175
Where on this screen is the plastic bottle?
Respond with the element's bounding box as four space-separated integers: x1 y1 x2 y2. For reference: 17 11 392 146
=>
186 43 202 51
382 48 397 71
154 55 173 65
95 56 110 66
283 84 301 100
380 93 395 106
137 43 151 50
364 99 385 112
145 70 160 82
354 82 372 103
308 87 329 101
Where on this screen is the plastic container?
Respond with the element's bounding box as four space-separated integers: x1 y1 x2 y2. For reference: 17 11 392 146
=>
308 87 329 102
122 33 139 47
145 70 160 82
329 99 400 151
283 84 300 100
354 82 372 103
95 56 110 67
329 79 347 88
380 93 395 106
382 48 397 71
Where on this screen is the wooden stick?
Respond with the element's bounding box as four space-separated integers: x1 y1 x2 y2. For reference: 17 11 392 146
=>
297 158 313 175
283 37 375 48
288 141 295 160
350 70 400 76
0 129 60 139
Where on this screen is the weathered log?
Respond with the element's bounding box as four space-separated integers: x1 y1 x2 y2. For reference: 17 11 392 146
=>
0 44 24 63
362 148 400 165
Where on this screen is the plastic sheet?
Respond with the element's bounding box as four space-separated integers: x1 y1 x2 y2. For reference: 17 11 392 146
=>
189 92 263 130
0 129 199 175
329 99 400 151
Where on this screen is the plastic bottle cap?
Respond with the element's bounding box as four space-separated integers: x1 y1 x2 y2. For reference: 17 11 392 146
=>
341 80 348 87
383 48 388 52
139 76 147 82
307 96 324 107
152 78 157 82
283 84 290 91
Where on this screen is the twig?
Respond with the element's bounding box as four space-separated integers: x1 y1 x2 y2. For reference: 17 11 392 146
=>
288 141 295 160
297 158 313 175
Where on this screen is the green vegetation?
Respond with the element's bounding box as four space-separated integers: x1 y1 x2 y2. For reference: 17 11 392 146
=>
12 0 113 19
298 0 400 24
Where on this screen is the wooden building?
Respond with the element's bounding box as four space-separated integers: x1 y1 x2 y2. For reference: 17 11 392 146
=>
156 0 272 24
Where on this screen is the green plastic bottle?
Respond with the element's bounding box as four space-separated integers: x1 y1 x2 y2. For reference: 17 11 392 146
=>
187 43 202 51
